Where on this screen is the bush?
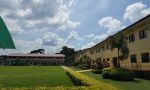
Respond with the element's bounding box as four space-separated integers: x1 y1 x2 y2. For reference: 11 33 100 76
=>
110 68 134 81
133 70 150 80
102 71 110 79
92 69 102 74
102 67 134 81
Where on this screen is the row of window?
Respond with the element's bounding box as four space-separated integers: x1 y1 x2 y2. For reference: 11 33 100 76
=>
90 26 149 54
128 27 148 43
90 45 110 54
8 56 64 59
130 52 150 63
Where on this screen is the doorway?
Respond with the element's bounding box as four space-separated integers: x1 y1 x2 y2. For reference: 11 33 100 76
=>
113 57 118 67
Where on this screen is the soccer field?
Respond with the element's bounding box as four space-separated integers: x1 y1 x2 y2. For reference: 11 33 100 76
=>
0 66 74 88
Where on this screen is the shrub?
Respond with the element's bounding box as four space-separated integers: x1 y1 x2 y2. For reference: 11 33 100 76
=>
102 67 134 81
92 69 102 74
110 68 134 81
133 70 150 80
102 71 111 79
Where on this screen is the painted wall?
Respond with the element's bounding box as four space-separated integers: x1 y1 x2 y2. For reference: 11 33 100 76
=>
76 15 150 71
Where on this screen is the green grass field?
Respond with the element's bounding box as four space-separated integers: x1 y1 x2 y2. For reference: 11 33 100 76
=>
0 66 74 88
82 71 150 90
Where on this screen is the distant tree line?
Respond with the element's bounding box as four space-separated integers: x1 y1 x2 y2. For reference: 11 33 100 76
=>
29 49 45 54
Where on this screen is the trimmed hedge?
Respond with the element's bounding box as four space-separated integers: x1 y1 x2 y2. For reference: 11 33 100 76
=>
102 67 134 81
65 67 120 90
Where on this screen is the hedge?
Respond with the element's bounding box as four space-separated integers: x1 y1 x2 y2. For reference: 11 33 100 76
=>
102 67 134 81
133 70 150 80
65 67 120 90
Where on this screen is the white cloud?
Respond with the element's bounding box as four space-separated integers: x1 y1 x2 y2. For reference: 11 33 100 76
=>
42 32 64 46
94 33 108 41
16 8 32 17
48 0 80 30
81 42 95 49
65 31 82 43
84 34 95 38
98 17 125 35
124 2 150 22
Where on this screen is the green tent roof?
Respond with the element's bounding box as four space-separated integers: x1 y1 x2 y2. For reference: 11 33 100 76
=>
0 16 16 49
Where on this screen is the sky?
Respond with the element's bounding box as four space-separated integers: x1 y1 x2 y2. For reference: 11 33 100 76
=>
0 0 150 54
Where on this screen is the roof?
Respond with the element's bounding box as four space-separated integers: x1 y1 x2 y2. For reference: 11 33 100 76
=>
7 53 65 57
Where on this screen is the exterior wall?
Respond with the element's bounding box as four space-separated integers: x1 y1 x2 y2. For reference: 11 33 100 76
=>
4 56 65 66
76 15 150 71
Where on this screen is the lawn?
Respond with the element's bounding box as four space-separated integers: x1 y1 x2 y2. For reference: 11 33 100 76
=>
82 71 150 90
0 66 74 88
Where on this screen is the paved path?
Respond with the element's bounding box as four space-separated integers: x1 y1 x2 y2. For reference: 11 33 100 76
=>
76 69 92 72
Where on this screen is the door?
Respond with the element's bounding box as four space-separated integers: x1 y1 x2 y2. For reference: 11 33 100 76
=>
113 57 118 67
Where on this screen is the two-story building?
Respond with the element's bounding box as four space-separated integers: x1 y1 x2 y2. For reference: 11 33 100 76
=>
1 53 65 66
76 14 150 71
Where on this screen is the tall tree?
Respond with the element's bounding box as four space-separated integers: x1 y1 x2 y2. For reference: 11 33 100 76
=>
110 33 129 67
60 46 76 65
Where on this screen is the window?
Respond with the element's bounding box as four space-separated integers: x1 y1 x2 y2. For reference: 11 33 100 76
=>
129 34 135 43
96 49 98 53
107 58 110 61
141 53 149 63
139 28 147 39
102 46 105 51
130 55 137 63
98 49 101 52
90 51 92 54
106 44 109 50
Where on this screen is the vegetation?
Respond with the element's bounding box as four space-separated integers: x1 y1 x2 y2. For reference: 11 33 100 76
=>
91 58 110 74
60 46 76 66
102 67 134 81
82 71 150 90
29 49 45 54
65 67 120 90
0 66 74 88
110 33 129 67
133 70 150 80
75 55 92 69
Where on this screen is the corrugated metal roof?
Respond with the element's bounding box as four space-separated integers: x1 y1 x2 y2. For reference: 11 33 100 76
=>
7 53 65 57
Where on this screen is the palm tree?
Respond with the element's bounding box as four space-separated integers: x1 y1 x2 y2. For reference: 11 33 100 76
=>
110 32 129 67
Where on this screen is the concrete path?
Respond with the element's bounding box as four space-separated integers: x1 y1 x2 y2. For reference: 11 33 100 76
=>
76 69 92 72
61 66 92 73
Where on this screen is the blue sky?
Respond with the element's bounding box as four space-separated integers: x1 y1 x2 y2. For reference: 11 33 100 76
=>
0 0 150 54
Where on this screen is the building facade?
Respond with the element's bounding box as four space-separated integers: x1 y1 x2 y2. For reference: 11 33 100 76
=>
76 15 150 71
1 53 65 66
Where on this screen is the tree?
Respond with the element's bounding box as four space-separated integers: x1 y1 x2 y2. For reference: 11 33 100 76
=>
110 33 129 67
60 46 76 65
29 49 45 54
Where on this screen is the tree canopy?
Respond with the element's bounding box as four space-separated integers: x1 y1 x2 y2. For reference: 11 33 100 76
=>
60 46 76 65
29 49 45 54
110 33 129 67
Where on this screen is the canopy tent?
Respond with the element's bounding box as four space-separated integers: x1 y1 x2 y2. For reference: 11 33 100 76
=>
0 16 16 49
